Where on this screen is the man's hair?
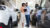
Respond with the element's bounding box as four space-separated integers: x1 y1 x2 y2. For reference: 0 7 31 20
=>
0 0 5 5
38 7 42 10
26 2 28 4
22 3 25 6
35 4 39 8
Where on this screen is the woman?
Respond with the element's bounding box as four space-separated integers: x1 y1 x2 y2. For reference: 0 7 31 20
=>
41 10 46 24
18 3 26 28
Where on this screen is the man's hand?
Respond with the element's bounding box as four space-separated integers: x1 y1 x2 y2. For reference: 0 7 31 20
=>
30 10 33 14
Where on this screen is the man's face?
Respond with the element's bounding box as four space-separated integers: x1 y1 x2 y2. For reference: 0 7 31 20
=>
26 3 28 6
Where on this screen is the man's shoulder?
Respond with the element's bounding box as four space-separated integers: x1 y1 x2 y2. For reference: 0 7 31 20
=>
26 6 30 9
27 6 30 7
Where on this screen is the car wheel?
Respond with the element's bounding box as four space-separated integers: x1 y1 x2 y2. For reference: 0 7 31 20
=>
13 21 18 27
8 16 12 28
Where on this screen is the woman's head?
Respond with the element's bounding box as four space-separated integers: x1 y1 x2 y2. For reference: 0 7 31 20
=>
42 10 46 14
22 3 26 7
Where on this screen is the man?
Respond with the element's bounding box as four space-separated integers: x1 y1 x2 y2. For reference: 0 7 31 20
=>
36 7 42 21
25 2 31 27
36 7 42 28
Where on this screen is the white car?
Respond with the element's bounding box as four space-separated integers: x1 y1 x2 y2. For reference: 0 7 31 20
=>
0 5 21 28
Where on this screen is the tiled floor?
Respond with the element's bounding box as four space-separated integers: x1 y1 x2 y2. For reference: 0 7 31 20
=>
13 15 36 28
13 25 36 28
14 25 35 28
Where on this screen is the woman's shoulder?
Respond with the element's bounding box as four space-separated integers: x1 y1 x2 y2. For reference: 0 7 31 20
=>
21 7 25 9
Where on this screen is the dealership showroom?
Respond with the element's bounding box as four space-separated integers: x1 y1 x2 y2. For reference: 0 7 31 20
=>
0 0 50 28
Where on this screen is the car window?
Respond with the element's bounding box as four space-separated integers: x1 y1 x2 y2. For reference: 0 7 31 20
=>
0 6 6 10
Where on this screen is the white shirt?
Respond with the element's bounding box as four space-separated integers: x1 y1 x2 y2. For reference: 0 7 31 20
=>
25 6 31 15
36 10 42 16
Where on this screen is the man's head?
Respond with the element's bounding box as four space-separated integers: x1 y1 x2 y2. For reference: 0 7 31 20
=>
26 2 28 6
38 6 42 10
0 0 5 5
35 4 39 9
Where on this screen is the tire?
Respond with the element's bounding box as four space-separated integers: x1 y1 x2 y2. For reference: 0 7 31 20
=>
0 23 7 28
8 16 12 28
12 16 18 27
12 21 18 27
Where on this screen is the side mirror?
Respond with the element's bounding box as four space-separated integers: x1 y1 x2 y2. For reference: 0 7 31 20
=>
18 12 20 13
0 6 5 10
15 9 19 12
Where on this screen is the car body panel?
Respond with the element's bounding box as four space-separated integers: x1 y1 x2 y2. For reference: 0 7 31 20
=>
0 5 19 25
0 5 10 25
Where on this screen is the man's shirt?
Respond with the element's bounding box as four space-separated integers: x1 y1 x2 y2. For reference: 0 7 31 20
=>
36 10 42 16
25 6 31 15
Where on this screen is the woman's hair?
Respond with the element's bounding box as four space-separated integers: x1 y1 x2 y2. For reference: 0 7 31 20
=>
42 10 46 14
22 3 25 6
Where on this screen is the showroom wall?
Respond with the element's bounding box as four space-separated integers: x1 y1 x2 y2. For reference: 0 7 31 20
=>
45 0 50 8
4 0 42 10
16 0 41 10
4 0 41 10
5 0 16 9
41 0 50 8
41 0 46 7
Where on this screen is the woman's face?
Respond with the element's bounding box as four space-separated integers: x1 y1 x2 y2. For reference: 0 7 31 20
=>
24 4 26 7
44 11 46 14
